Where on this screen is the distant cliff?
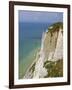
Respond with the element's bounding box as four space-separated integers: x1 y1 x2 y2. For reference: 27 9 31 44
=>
24 22 63 79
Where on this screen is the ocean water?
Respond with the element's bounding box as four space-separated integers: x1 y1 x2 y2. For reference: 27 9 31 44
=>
19 22 51 79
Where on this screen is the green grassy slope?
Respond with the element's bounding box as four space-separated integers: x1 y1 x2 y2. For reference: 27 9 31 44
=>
44 59 63 77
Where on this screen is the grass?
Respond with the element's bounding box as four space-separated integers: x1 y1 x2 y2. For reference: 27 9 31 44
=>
48 22 63 33
43 59 63 78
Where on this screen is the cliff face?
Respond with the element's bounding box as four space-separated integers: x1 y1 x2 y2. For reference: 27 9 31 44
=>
24 22 63 79
44 28 63 61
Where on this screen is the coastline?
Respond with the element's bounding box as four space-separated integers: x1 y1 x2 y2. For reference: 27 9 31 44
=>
19 46 40 79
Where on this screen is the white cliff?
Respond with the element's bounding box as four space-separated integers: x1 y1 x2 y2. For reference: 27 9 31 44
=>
33 32 47 78
53 28 63 61
23 22 63 79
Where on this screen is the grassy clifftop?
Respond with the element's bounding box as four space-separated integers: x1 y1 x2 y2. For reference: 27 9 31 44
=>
48 22 63 33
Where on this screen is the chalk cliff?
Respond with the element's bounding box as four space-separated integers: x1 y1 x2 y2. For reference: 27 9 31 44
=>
24 22 63 79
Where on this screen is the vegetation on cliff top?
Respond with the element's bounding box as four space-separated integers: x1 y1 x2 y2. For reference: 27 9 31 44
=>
48 22 63 33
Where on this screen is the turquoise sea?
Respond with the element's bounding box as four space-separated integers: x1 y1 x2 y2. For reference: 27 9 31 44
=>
19 22 51 79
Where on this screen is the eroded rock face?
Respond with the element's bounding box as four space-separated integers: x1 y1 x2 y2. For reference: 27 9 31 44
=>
44 28 63 61
53 29 63 61
23 22 63 79
33 32 47 78
33 28 63 78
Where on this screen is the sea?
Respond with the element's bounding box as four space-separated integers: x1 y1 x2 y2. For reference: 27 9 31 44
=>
19 22 51 79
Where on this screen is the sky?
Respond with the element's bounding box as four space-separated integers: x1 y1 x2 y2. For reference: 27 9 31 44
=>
19 10 63 23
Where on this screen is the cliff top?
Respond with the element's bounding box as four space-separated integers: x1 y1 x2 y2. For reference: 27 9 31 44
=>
48 22 63 33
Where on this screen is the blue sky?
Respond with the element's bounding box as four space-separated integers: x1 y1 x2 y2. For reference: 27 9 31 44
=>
19 10 63 23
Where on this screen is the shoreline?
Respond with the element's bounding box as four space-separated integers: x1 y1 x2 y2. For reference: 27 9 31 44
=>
19 46 40 79
23 48 41 79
